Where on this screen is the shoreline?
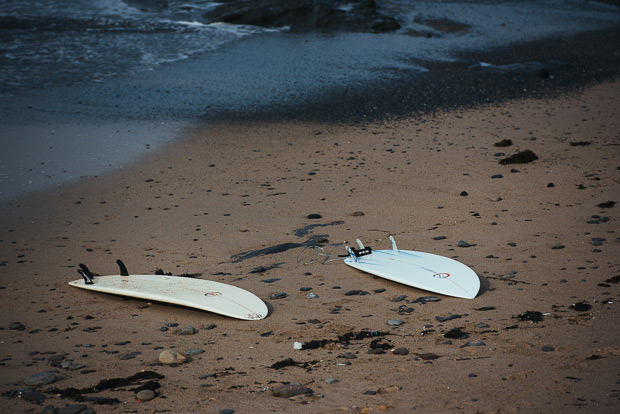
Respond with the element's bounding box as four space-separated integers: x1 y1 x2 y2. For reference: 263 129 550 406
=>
2 23 620 202
1 79 619 413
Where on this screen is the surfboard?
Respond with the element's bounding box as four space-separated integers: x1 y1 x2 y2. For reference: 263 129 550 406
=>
344 236 480 299
68 261 268 320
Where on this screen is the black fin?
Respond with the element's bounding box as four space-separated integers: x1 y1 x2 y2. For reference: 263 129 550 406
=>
117 259 129 276
78 269 94 284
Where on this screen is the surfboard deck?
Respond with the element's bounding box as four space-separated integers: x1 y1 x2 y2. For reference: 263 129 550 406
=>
69 264 268 320
344 237 480 299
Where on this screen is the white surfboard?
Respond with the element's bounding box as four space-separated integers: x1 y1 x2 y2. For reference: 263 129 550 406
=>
69 261 268 320
344 236 480 299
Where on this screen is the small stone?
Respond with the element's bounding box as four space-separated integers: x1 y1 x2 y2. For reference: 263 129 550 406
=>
498 150 538 165
387 319 404 326
24 371 59 386
345 290 370 296
9 321 26 331
368 348 385 355
136 389 157 401
460 191 469 196
57 404 88 414
306 292 319 299
552 244 565 250
415 352 439 360
351 211 365 216
158 350 187 365
542 345 555 352
186 349 205 356
432 235 447 240
272 383 313 398
220 410 235 414
462 341 486 347
491 174 503 179
173 326 197 335
325 377 339 384
202 323 217 330
307 214 322 219
269 292 288 299
392 348 409 356
458 240 473 248
41 406 56 414
390 295 407 302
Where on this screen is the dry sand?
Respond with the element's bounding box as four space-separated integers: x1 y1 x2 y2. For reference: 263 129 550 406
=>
1 81 619 413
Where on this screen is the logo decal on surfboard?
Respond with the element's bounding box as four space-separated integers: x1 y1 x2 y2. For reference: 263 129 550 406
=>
204 292 223 297
433 273 450 279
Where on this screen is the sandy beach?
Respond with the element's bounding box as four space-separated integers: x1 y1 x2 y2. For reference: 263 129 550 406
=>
1 77 619 413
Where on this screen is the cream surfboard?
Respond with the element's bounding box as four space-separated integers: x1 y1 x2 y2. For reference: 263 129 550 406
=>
69 261 268 320
344 236 480 299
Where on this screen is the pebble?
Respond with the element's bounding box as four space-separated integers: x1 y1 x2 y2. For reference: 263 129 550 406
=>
24 371 59 386
186 349 205 356
458 240 473 248
136 389 157 401
158 350 187 365
272 382 313 398
345 290 370 296
542 345 555 352
460 191 469 196
173 326 197 335
392 348 409 356
220 410 235 414
387 319 404 326
462 341 486 347
325 377 339 384
269 292 288 299
57 404 88 414
202 323 217 330
390 295 407 302
306 292 319 299
432 236 447 240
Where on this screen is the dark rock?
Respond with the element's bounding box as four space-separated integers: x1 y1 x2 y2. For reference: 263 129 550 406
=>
551 244 565 250
458 240 473 247
460 191 468 196
516 310 543 322
542 345 555 352
390 295 407 302
499 150 538 165
436 314 462 322
444 327 469 339
597 200 616 208
368 348 385 354
272 382 313 398
307 213 322 219
24 371 59 386
392 348 409 356
344 289 369 296
414 352 439 360
9 322 25 331
570 302 592 312
268 292 288 299
203 0 400 33
432 235 447 240
57 404 88 414
494 139 513 147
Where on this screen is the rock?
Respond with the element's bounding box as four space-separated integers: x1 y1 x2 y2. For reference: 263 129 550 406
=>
345 289 370 296
390 295 407 302
306 292 319 299
136 389 157 401
387 319 404 326
220 410 235 414
57 404 88 414
24 371 59 386
307 213 322 219
269 292 288 299
272 382 313 398
203 0 400 33
494 139 513 147
542 345 555 352
202 323 217 330
499 150 538 165
415 352 439 360
460 191 469 196
173 326 197 335
325 377 339 384
458 240 473 247
158 350 187 365
186 349 205 356
432 235 447 240
40 406 56 414
392 348 409 356
9 321 26 331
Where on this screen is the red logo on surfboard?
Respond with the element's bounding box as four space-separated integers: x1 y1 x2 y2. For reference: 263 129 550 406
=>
433 273 450 279
204 292 222 297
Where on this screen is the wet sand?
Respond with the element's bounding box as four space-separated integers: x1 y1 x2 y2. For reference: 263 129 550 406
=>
1 80 619 413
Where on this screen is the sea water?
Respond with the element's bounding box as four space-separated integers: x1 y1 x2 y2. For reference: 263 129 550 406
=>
0 0 619 201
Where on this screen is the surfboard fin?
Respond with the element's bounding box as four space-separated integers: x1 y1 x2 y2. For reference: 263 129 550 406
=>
117 259 129 276
389 235 398 252
78 263 95 284
356 239 365 249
